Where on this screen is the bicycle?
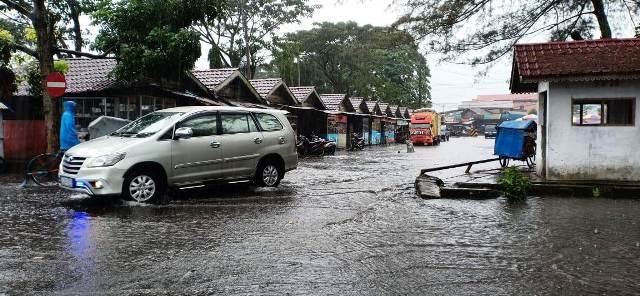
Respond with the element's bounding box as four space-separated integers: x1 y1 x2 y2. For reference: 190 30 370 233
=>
24 150 65 186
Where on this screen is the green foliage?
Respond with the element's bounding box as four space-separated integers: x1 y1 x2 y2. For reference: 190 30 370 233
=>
54 60 69 74
26 61 42 97
528 109 537 115
197 0 315 77
270 22 431 108
394 0 640 65
499 166 530 201
0 28 15 100
94 0 225 81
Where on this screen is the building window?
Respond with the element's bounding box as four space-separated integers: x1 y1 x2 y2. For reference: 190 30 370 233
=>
571 98 635 126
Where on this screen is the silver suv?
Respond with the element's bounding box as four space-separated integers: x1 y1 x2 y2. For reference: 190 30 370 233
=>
58 106 298 203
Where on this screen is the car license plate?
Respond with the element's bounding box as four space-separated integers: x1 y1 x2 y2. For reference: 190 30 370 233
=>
59 176 74 188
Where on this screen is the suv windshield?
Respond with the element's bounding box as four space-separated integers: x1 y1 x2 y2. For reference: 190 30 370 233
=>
485 125 497 132
112 112 184 138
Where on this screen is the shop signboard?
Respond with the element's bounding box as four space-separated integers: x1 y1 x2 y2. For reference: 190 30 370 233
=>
327 114 347 148
371 118 382 145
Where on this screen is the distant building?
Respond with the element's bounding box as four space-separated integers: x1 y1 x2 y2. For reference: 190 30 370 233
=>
459 93 538 113
510 38 640 181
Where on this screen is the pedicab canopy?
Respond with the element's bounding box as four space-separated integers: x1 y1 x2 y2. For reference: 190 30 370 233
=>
494 120 536 159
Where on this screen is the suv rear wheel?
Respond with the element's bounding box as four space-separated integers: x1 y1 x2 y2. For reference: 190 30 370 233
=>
255 160 282 187
123 170 165 203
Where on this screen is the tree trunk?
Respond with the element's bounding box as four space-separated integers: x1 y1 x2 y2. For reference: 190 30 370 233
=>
34 0 58 153
69 2 83 54
591 0 612 38
241 0 252 79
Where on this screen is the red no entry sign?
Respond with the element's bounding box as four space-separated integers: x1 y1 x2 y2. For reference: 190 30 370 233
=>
46 72 66 97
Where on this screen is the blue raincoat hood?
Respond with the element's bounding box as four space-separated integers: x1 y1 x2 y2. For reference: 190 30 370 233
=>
63 100 76 112
60 101 80 150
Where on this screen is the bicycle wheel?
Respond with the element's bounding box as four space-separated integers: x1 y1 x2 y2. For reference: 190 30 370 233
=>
27 153 60 186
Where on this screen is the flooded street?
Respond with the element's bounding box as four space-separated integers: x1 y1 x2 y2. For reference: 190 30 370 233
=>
1 137 639 295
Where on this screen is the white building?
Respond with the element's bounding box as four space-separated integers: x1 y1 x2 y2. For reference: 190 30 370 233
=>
510 38 640 181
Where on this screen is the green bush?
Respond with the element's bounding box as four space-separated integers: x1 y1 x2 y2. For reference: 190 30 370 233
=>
499 166 530 201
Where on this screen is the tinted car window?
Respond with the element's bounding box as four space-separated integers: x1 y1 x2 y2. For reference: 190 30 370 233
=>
255 113 283 131
180 114 217 137
222 114 253 134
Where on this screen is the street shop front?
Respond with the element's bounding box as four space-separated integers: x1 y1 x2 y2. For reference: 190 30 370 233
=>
285 106 328 138
346 112 369 148
371 116 383 145
395 119 409 143
327 113 348 148
383 117 396 144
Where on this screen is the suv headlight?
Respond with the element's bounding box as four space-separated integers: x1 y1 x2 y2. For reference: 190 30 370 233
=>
86 152 126 168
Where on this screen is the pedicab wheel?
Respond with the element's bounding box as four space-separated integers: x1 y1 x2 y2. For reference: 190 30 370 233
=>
499 157 510 168
27 153 60 186
526 154 535 169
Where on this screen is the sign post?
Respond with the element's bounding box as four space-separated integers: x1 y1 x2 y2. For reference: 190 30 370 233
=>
46 72 66 98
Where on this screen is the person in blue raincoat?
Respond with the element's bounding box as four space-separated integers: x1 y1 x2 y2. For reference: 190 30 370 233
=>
60 101 80 151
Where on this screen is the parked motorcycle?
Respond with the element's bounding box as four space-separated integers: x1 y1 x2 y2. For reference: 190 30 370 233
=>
349 133 365 151
297 134 336 157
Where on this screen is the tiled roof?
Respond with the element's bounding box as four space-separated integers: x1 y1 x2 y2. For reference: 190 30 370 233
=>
349 97 364 112
319 94 346 111
389 105 399 115
191 68 238 90
513 38 640 79
249 78 282 98
399 107 408 118
288 86 315 101
65 58 118 93
378 102 390 114
365 101 379 113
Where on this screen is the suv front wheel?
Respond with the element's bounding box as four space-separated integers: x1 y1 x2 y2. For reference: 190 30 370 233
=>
255 160 282 187
123 170 165 203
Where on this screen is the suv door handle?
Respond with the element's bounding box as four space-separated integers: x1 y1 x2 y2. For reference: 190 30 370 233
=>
254 137 263 144
210 141 221 148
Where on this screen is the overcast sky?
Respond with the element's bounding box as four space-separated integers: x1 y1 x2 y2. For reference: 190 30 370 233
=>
194 0 513 110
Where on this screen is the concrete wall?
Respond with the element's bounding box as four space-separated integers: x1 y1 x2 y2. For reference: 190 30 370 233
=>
540 80 640 181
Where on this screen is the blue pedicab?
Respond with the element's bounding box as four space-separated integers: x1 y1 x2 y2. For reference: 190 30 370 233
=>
494 120 537 168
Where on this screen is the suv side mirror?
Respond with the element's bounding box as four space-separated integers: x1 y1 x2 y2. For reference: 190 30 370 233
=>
174 127 193 139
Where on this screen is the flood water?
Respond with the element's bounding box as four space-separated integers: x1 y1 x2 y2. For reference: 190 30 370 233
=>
0 137 639 295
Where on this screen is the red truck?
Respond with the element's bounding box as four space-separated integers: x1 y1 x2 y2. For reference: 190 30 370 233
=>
410 110 440 146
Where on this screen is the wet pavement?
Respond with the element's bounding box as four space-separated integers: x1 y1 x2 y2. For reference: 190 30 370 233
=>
1 137 639 295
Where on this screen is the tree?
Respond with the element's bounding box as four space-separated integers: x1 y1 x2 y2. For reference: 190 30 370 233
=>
528 108 537 115
195 0 315 79
394 0 640 65
93 0 225 82
270 22 431 108
0 0 104 152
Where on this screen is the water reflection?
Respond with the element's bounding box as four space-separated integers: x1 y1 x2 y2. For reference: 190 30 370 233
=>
65 211 93 291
